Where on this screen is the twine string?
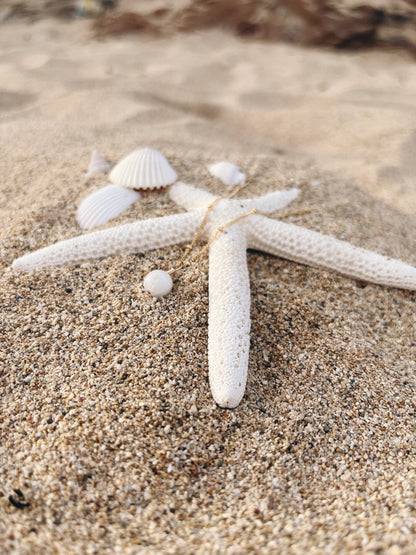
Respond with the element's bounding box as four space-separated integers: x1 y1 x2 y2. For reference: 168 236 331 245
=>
168 181 251 274
168 181 312 276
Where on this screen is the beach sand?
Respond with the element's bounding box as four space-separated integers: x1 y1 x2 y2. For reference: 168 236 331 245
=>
1 13 416 554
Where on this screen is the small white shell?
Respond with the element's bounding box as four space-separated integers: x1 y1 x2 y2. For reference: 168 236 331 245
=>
85 149 112 178
143 270 173 298
208 161 246 187
109 148 177 190
76 184 141 230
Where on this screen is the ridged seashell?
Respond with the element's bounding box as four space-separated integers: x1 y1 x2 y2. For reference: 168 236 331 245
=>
76 184 141 230
109 148 177 190
208 161 246 187
85 149 112 178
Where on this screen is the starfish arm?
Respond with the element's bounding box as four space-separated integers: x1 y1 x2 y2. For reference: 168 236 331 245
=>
248 215 416 290
242 188 299 214
208 226 251 408
12 212 201 271
169 182 217 211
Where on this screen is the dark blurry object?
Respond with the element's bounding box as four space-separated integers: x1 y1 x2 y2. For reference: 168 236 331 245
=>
1 0 116 21
8 489 30 509
75 0 116 18
92 0 416 57
276 0 416 51
173 0 416 54
92 11 158 38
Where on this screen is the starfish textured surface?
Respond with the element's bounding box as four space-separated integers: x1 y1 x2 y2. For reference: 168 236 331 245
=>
12 211 201 271
12 183 416 408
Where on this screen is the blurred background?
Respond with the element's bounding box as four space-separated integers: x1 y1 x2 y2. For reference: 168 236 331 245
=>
1 0 416 212
1 0 416 50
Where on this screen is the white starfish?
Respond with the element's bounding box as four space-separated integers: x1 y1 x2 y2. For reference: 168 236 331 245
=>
12 183 416 408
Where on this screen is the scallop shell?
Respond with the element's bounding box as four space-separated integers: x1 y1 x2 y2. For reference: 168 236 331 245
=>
85 149 112 178
109 148 177 190
208 161 246 187
76 184 141 230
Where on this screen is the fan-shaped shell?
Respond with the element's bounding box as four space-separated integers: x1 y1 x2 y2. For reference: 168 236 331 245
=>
208 161 246 187
109 148 177 190
76 184 141 230
85 149 112 178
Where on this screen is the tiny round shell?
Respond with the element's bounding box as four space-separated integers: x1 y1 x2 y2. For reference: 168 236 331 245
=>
143 270 173 298
208 161 246 187
109 148 177 190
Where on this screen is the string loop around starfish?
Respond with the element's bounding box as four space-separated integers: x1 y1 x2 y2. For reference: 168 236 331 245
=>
162 178 312 281
168 181 251 274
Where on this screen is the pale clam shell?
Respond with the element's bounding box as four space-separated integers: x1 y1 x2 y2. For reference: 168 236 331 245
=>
85 149 112 178
76 184 141 230
109 148 177 190
208 161 246 187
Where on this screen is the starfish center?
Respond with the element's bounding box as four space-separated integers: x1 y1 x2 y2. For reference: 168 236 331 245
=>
204 198 253 237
